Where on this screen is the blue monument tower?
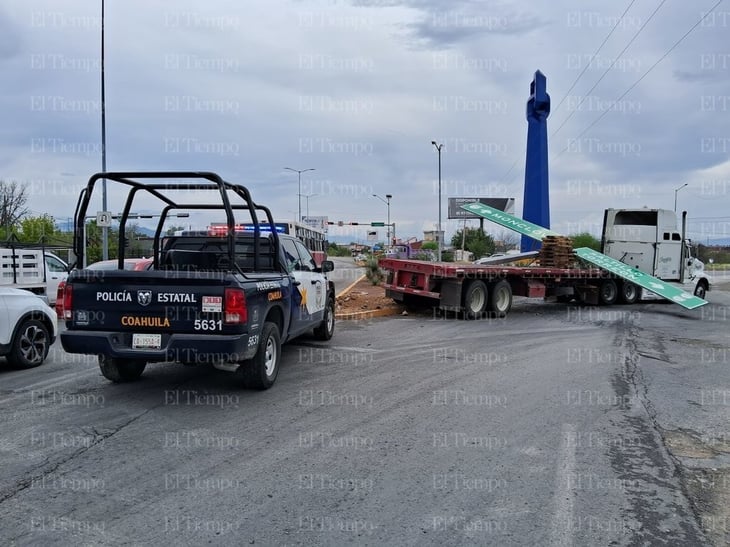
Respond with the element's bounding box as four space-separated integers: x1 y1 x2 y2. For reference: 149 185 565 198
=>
521 70 551 252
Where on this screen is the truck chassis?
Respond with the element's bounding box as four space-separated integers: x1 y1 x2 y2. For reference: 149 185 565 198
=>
381 258 641 318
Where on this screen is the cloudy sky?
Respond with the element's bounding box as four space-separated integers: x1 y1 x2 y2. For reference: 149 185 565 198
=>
2 0 729 244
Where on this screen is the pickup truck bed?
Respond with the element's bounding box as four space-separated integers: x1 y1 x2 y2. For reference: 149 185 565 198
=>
60 171 336 389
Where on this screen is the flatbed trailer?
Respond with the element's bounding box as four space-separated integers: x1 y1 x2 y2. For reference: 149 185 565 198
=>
379 258 614 318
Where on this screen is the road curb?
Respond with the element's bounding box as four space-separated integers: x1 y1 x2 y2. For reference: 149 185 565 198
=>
335 274 403 320
337 274 366 298
335 306 404 321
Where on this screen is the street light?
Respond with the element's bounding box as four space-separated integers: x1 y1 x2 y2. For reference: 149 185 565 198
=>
298 193 318 219
674 183 688 212
372 194 393 247
431 141 443 261
284 167 315 221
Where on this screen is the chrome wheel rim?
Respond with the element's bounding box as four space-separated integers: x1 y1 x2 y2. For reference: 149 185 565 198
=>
468 288 485 312
20 325 47 364
264 336 277 377
326 302 334 333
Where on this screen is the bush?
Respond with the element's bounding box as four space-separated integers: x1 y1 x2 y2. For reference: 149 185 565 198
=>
365 257 384 285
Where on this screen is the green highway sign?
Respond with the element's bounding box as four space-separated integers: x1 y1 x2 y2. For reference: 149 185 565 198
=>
460 202 560 241
371 222 385 227
573 247 707 310
460 201 708 311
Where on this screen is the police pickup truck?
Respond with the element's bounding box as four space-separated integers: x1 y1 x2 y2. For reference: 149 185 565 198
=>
60 172 335 389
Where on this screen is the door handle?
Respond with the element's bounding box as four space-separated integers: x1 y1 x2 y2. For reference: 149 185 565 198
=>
310 280 319 285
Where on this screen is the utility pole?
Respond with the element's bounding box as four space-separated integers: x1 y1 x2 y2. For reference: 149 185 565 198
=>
431 141 443 261
372 194 392 248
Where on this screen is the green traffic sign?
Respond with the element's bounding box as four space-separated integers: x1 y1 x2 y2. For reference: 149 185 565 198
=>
460 202 560 240
573 247 707 309
460 201 708 311
371 222 385 227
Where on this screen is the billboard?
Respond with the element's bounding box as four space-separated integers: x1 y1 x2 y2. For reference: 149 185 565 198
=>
302 216 328 231
448 197 515 219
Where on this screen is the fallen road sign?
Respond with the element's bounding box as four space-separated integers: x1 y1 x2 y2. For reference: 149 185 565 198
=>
573 247 707 309
460 202 561 240
460 202 708 310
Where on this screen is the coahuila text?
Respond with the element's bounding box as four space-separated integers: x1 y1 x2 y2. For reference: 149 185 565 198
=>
121 316 171 327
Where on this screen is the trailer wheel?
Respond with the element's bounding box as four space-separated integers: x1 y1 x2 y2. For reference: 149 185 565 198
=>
618 281 639 304
694 280 708 299
238 322 281 390
99 356 146 382
488 280 513 317
462 280 488 319
599 280 618 305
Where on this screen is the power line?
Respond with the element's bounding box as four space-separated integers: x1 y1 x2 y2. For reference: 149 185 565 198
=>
553 0 725 161
552 0 639 116
551 0 668 139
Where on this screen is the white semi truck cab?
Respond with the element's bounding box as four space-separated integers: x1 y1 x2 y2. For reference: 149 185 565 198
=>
601 208 711 299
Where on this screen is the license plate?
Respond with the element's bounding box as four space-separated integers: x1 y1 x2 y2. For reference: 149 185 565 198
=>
132 333 161 349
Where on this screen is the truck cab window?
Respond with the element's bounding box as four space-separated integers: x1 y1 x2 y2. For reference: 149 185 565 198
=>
280 238 301 272
46 256 67 272
294 241 317 272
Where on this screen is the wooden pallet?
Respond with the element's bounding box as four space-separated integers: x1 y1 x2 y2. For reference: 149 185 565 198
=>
539 236 574 268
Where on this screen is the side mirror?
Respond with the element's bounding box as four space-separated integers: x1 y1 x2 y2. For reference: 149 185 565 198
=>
320 260 334 273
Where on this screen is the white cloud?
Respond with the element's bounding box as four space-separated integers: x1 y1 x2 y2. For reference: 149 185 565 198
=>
2 0 728 244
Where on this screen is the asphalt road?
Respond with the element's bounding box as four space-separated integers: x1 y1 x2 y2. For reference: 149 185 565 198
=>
1 277 728 546
328 255 365 295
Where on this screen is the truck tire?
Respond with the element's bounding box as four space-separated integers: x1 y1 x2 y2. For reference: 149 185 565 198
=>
313 297 335 340
462 280 488 319
6 319 50 369
618 281 639 304
488 280 513 317
599 280 618 305
99 356 147 382
694 280 708 299
239 322 281 390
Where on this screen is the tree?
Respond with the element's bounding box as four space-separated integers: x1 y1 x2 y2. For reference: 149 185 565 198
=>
493 229 520 252
421 241 438 251
450 227 495 259
0 180 28 237
17 214 57 243
570 232 601 251
327 242 351 257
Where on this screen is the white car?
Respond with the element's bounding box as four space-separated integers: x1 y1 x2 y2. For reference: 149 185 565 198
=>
0 288 58 368
44 252 69 305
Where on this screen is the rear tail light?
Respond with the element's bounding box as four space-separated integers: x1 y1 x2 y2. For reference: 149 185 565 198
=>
224 288 247 324
55 281 66 319
63 284 73 320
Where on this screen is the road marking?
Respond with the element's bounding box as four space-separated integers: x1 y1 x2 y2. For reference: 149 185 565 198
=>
0 368 96 406
549 423 576 547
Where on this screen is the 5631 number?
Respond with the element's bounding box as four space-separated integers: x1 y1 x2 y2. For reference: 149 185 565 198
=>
193 319 222 331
